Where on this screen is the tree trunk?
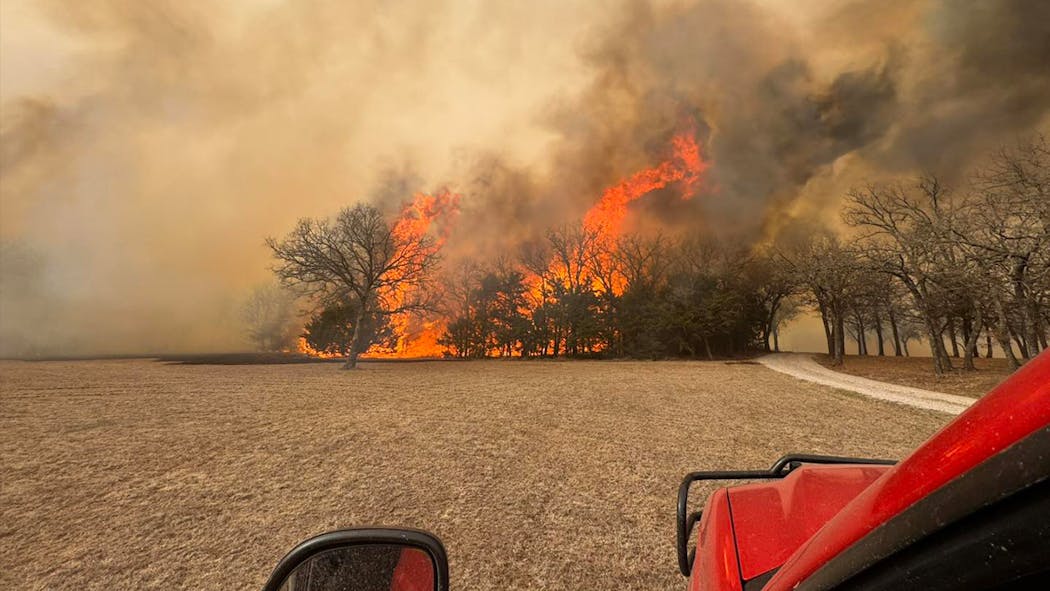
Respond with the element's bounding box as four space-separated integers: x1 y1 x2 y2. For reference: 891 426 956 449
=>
902 338 910 356
1026 303 1044 355
960 315 971 355
838 313 847 364
773 328 780 352
888 307 903 356
901 278 948 374
832 311 846 366
1013 332 1030 360
947 316 960 358
924 316 950 376
992 296 1021 369
343 308 366 370
1011 258 1042 357
861 315 868 355
818 301 834 355
985 331 993 358
873 309 885 356
962 309 982 371
1001 336 1021 368
762 310 774 353
936 328 954 373
852 311 867 355
703 336 714 360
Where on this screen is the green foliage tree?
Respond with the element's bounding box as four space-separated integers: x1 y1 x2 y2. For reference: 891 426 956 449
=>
441 232 768 360
301 301 393 357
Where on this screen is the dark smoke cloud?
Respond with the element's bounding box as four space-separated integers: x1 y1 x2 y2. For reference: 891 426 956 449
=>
2 0 1048 355
870 0 1050 173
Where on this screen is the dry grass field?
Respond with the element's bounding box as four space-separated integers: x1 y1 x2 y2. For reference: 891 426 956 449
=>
1 359 951 590
816 354 1015 398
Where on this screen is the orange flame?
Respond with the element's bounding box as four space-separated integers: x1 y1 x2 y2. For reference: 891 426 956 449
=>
295 336 342 359
582 129 706 294
583 130 704 242
294 190 459 360
367 190 459 359
296 128 706 360
520 126 707 355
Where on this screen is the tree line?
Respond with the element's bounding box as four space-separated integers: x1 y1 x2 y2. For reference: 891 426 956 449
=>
256 214 783 364
779 136 1049 374
250 137 1048 372
436 229 775 359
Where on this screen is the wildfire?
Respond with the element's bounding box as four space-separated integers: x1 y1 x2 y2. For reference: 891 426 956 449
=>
367 189 459 358
392 189 460 248
574 126 706 295
364 318 448 359
295 337 342 359
291 190 459 360
582 129 704 243
297 127 706 360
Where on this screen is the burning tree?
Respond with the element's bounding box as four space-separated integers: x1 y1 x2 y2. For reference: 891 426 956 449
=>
267 199 448 369
438 259 530 358
300 302 393 358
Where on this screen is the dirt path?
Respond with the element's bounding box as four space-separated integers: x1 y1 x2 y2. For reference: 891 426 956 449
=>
758 353 975 415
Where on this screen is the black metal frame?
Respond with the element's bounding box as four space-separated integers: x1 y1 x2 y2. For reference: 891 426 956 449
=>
676 454 897 577
261 527 450 591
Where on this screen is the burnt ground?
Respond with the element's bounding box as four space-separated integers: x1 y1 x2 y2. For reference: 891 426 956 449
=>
158 352 342 365
815 354 1015 398
1 359 950 590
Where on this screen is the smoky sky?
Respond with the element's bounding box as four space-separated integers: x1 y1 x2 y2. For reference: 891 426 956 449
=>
2 0 1048 355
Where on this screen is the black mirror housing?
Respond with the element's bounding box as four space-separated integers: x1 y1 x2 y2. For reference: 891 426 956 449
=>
261 527 449 591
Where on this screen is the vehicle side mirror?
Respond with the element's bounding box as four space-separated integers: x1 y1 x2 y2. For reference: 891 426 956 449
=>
261 528 449 591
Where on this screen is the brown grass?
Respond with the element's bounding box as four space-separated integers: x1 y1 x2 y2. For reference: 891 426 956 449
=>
1 359 951 590
815 354 1015 398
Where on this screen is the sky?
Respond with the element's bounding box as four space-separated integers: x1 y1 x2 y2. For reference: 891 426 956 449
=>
2 0 1048 356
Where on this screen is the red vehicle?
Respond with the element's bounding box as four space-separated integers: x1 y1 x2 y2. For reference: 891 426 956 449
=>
261 351 1050 591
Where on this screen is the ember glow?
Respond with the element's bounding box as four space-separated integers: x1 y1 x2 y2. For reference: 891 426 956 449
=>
365 318 447 359
295 337 341 359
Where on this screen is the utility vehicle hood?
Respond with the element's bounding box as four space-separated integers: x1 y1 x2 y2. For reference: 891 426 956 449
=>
688 464 890 590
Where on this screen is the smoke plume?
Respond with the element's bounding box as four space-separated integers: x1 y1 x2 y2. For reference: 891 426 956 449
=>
2 0 1048 355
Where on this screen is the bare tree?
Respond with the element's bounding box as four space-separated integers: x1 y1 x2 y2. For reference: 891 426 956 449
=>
613 233 675 293
267 204 441 369
844 177 962 375
748 247 798 352
771 297 802 352
897 312 925 357
958 136 1050 365
240 282 300 352
780 232 861 365
546 223 601 293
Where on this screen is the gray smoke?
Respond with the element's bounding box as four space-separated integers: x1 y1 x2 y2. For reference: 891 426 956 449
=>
2 0 1048 355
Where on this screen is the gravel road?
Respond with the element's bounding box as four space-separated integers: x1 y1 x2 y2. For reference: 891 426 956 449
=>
758 353 975 415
